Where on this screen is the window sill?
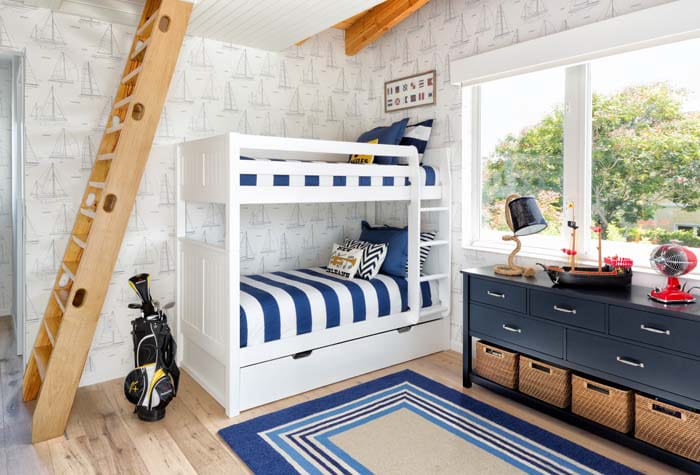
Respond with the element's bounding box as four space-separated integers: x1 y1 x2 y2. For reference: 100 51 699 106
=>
463 242 700 282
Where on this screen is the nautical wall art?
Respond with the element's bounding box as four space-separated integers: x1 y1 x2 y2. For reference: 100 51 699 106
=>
385 70 436 112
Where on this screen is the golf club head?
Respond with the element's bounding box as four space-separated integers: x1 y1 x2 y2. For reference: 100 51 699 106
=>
128 274 156 316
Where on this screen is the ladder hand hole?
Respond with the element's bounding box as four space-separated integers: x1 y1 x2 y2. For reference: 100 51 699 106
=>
159 16 171 32
72 289 86 308
103 194 118 212
132 103 145 121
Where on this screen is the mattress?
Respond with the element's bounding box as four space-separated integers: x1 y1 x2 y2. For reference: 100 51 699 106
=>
240 157 439 187
239 267 440 348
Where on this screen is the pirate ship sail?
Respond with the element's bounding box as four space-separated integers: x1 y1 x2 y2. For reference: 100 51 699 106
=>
541 203 633 287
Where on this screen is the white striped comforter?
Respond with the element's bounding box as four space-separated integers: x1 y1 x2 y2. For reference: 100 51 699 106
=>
239 267 439 348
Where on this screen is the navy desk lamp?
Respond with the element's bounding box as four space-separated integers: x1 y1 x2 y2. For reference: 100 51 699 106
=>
494 194 548 277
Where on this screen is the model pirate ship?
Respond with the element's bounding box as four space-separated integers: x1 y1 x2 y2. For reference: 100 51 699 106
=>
541 203 633 287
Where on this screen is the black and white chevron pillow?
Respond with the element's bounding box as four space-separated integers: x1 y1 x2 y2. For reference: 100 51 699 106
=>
405 231 438 276
343 239 388 280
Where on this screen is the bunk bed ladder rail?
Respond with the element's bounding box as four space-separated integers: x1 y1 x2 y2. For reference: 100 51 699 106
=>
21 0 192 443
406 147 422 323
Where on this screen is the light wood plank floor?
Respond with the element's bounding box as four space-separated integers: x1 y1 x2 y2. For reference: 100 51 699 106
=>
0 316 680 474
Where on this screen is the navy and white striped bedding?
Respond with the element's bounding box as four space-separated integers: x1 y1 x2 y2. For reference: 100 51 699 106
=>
240 157 439 187
239 267 440 348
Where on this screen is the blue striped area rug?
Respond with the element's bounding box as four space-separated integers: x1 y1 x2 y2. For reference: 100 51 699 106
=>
219 370 639 474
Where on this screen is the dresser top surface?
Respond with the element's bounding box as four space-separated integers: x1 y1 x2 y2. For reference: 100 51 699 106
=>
462 267 700 320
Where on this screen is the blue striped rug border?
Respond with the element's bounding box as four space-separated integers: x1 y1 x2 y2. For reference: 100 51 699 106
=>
218 370 640 474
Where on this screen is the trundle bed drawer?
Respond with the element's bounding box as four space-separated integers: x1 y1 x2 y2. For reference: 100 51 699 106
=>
470 278 526 314
239 318 447 410
470 304 563 358
530 290 605 332
609 306 700 357
567 330 700 400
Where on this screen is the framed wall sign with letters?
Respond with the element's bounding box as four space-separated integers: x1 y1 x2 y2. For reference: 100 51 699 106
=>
384 70 436 113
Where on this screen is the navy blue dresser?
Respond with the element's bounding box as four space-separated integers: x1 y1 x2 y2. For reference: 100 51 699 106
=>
462 267 700 473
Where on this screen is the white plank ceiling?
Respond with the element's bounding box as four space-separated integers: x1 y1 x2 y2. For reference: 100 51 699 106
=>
186 0 384 51
25 0 150 26
28 0 382 51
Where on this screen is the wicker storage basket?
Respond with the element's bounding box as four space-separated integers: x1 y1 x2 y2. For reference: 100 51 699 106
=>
635 394 700 462
474 341 518 389
571 374 634 433
519 356 571 408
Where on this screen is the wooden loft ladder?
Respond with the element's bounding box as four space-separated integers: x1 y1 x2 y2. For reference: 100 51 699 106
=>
22 0 192 443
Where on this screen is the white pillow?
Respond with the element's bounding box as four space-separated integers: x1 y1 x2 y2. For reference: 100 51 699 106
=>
326 244 364 279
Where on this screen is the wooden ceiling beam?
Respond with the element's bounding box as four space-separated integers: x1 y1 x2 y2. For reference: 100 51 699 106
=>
344 0 430 56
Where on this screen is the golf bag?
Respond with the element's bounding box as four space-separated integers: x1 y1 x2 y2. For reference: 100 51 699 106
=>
123 274 180 421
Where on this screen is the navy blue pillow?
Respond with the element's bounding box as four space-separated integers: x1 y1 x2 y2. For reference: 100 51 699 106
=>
358 221 408 277
354 118 409 165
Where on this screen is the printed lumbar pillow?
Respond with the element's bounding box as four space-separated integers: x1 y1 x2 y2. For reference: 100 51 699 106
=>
404 231 438 275
343 239 389 280
399 119 434 165
326 243 364 278
349 138 379 164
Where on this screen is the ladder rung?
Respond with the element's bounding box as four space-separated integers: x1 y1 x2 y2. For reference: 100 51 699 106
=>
96 153 116 161
53 290 68 313
44 317 60 347
136 9 159 36
62 261 79 281
420 240 448 248
420 273 448 283
105 123 125 135
420 207 449 212
122 66 143 85
72 234 88 249
113 95 134 110
130 39 150 61
80 208 97 220
88 181 106 189
33 346 52 381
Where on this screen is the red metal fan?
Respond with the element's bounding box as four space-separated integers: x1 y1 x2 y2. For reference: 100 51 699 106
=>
648 242 698 304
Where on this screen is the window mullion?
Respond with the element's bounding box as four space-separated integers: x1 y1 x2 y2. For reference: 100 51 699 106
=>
463 85 480 247
563 64 592 258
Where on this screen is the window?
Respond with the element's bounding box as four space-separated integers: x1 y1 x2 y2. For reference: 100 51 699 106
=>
465 37 700 269
479 69 565 245
676 225 700 237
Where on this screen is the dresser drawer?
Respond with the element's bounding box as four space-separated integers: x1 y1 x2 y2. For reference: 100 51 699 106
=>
470 304 563 358
609 306 700 357
567 330 700 400
530 290 606 332
469 277 527 314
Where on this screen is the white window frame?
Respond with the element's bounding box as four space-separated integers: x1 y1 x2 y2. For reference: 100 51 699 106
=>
463 64 591 258
457 0 700 275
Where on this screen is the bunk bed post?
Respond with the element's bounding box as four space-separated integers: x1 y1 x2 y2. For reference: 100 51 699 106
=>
226 132 242 417
175 144 184 366
407 148 421 321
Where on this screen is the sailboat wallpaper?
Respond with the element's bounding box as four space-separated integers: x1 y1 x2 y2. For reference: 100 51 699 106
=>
0 0 670 384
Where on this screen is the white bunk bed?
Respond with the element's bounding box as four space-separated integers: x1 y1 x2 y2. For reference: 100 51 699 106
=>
176 133 451 416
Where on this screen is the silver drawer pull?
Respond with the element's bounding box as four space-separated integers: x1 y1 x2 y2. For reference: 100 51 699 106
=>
640 324 671 336
487 291 505 299
502 324 522 333
553 305 577 315
616 356 645 368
